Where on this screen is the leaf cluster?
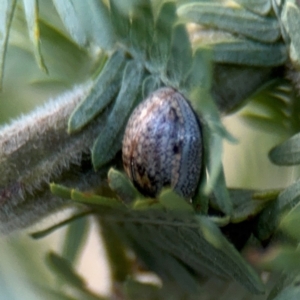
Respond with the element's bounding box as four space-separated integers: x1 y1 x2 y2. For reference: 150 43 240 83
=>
2 0 300 299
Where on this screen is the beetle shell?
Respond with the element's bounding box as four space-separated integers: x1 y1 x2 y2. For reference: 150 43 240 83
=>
122 87 202 199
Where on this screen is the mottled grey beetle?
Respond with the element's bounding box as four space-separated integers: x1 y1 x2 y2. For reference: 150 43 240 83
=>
122 87 202 199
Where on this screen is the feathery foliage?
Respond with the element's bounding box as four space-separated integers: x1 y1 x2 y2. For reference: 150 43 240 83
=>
2 0 300 299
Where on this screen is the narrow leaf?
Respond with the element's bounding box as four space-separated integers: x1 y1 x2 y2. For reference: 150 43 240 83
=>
92 60 144 169
211 167 233 216
108 168 140 203
130 0 154 59
159 189 194 213
165 24 192 88
85 0 115 50
71 190 125 208
196 217 265 293
213 40 287 67
62 217 89 264
142 75 162 98
124 279 163 300
50 183 72 199
110 0 130 45
269 132 300 165
277 179 300 213
30 211 91 239
98 220 131 282
0 0 16 89
280 200 300 242
235 0 272 15
184 47 212 93
212 64 274 114
117 220 200 293
148 1 177 74
189 88 236 143
52 0 87 47
68 0 115 50
46 252 86 288
282 2 300 65
106 211 265 294
240 78 299 135
68 51 126 133
254 200 279 241
178 3 281 43
261 246 300 273
22 0 48 72
228 189 275 223
272 282 300 300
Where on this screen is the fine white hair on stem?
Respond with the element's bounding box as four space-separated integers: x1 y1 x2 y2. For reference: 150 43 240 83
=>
0 81 109 233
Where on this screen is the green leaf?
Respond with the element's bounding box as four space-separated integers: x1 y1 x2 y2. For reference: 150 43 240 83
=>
240 79 300 134
184 47 212 92
192 176 209 214
267 273 289 300
0 0 16 89
30 211 91 239
159 189 194 213
70 0 115 50
92 60 144 169
201 124 223 194
22 0 48 72
130 0 154 59
235 0 272 15
142 75 162 98
282 2 300 66
46 251 86 288
254 200 279 241
212 64 275 114
37 286 81 300
269 274 300 300
211 167 233 216
98 220 131 282
52 0 88 47
62 216 89 264
277 179 300 213
195 217 264 293
109 0 130 45
269 132 300 165
132 199 164 210
124 279 163 300
106 211 265 294
71 189 125 208
114 219 200 293
262 246 300 273
190 87 236 142
165 23 192 88
50 183 72 199
148 1 177 74
254 183 296 241
68 51 126 133
280 200 300 242
108 168 141 203
212 39 287 67
178 3 281 43
228 189 276 223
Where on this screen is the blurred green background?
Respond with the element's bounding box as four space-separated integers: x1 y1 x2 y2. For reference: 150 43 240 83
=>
1 1 300 299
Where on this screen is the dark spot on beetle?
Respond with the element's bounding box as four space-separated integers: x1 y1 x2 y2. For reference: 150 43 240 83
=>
136 163 146 177
173 144 179 154
168 107 179 123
